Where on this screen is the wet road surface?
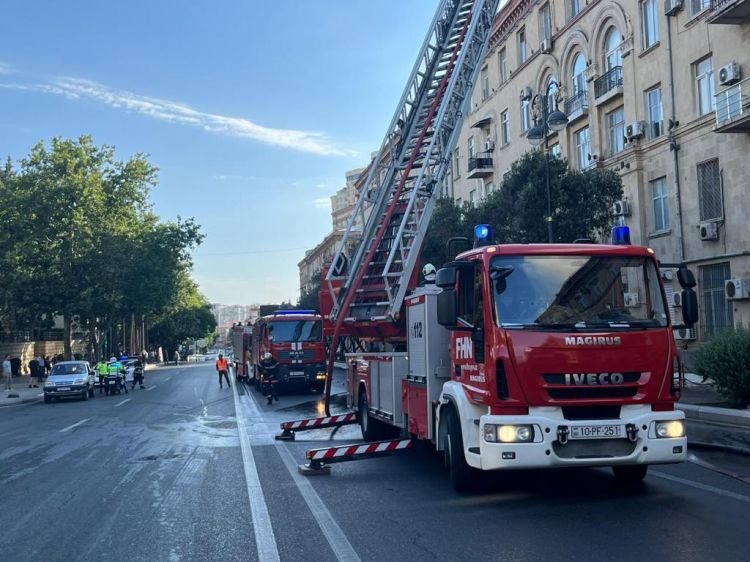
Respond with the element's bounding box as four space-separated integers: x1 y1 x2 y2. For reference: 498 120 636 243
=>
1 362 749 561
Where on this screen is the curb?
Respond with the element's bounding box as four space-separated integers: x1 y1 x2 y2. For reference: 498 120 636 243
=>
334 362 347 370
0 393 43 407
688 440 750 457
678 403 750 428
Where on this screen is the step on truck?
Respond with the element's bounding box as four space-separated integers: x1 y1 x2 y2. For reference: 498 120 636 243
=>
343 227 699 490
251 310 327 393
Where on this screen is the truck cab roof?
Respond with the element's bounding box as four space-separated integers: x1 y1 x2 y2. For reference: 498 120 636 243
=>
456 243 655 261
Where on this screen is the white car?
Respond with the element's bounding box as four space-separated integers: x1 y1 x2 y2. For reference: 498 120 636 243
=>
44 361 96 402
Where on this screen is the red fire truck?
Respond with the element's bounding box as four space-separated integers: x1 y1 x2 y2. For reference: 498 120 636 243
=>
230 323 253 382
251 310 327 393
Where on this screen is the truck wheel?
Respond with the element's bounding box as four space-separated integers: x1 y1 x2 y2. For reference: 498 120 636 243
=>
443 407 478 493
612 465 648 485
358 390 384 441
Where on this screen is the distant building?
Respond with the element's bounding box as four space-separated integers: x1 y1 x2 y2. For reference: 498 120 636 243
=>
331 167 365 229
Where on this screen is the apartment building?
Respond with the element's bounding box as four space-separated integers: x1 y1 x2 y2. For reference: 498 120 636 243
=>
447 0 750 342
331 167 365 229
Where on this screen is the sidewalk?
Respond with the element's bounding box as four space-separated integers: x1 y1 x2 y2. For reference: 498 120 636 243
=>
679 375 750 455
1 377 44 407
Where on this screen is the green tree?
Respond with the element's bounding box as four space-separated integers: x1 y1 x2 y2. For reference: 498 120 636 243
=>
297 270 322 312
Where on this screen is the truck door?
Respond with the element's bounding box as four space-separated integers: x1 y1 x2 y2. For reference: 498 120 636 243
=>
453 262 488 395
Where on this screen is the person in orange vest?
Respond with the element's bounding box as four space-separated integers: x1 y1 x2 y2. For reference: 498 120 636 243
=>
216 354 230 389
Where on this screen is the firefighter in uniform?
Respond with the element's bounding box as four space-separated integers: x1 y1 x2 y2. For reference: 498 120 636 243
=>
259 352 280 405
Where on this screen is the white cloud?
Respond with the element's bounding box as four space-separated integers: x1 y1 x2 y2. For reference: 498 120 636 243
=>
2 75 357 157
312 197 331 209
0 61 12 75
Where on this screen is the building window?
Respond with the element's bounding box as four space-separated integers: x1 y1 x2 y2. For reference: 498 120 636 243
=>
498 49 508 83
646 86 663 138
572 53 587 96
697 158 722 221
468 137 476 159
486 181 495 194
690 0 711 16
569 0 581 20
501 109 510 145
518 27 528 65
694 56 715 117
454 148 460 178
641 0 659 49
470 189 478 207
575 127 590 170
651 177 669 232
539 3 552 43
607 106 625 156
604 27 623 71
700 263 734 338
521 98 531 132
481 66 489 101
550 144 561 158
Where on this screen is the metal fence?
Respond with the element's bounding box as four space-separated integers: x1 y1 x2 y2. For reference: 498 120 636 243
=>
715 77 749 127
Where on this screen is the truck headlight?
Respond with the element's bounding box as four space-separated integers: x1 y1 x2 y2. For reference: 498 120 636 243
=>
484 424 534 443
655 420 685 438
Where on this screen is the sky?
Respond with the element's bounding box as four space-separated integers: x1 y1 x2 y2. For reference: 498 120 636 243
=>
0 0 438 305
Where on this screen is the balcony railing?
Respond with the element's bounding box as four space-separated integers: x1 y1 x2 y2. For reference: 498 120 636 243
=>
467 152 494 178
564 90 588 120
714 77 750 132
594 66 623 99
708 0 750 24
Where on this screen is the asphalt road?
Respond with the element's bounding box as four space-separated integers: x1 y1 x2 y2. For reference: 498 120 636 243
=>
1 362 749 562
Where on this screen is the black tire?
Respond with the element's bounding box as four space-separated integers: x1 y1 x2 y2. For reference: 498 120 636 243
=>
612 465 648 485
81 389 89 401
44 395 51 404
443 406 478 492
88 386 95 398
358 389 386 441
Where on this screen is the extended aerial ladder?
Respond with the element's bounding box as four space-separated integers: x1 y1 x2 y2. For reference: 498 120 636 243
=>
318 0 502 417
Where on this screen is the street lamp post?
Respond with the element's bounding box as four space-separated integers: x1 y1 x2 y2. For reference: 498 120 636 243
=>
526 81 569 243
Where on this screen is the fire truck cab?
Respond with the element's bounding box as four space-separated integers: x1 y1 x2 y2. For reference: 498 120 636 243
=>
252 310 327 393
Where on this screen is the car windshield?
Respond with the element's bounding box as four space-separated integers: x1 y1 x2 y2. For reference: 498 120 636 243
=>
269 320 322 342
491 255 668 330
51 363 88 375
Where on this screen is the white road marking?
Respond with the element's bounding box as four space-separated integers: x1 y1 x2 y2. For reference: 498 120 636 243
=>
60 418 90 433
146 385 156 391
240 388 360 562
164 377 171 381
230 376 280 562
37 393 44 397
114 398 131 408
651 470 750 504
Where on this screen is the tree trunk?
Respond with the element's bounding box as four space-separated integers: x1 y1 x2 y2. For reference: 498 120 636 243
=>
63 314 73 360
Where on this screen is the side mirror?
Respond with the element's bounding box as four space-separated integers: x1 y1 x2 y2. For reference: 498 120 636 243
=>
435 267 456 289
681 288 699 326
437 289 458 328
677 266 696 289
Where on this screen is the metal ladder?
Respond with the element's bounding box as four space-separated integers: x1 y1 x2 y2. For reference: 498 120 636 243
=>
325 0 500 328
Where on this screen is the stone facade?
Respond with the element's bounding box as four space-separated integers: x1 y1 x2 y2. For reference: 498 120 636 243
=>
297 230 361 295
447 0 750 342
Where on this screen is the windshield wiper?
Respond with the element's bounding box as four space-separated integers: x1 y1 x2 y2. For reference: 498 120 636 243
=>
502 322 582 331
579 320 662 330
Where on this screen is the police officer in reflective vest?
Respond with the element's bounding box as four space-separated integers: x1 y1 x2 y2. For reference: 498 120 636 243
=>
96 359 108 394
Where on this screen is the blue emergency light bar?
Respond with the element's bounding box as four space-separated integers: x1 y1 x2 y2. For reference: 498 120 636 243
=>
611 225 631 245
473 224 493 248
274 310 316 316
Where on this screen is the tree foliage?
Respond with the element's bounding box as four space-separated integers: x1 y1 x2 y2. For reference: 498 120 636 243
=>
0 136 209 358
421 151 623 269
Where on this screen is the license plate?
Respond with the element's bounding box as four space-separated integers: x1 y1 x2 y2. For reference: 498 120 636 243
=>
570 425 622 440
288 371 305 378
57 387 70 391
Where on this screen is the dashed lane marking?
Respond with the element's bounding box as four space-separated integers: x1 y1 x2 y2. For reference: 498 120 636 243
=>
146 385 157 391
651 470 750 504
114 398 131 408
60 418 90 433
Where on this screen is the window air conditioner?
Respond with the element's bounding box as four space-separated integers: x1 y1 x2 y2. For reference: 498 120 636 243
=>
671 291 683 308
718 62 741 86
540 39 552 54
519 86 533 101
623 292 640 308
612 199 631 217
699 221 719 241
674 327 696 341
625 121 646 140
725 278 750 300
664 0 683 16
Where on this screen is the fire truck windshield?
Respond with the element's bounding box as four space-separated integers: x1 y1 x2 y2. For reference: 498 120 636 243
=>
268 320 322 342
490 255 669 330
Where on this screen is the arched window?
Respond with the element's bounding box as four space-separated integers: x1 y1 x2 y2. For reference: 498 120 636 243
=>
604 27 622 71
572 53 587 96
546 75 559 112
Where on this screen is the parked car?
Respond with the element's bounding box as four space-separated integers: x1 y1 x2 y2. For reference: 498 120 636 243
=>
44 361 95 402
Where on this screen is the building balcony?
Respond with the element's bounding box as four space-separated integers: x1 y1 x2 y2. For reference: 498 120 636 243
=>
467 152 494 178
714 78 750 132
564 91 589 123
594 66 623 105
707 0 750 24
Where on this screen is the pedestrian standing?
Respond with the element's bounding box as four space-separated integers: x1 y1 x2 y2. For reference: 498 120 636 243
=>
216 354 230 389
3 354 11 390
28 357 39 388
174 350 181 365
36 355 45 381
